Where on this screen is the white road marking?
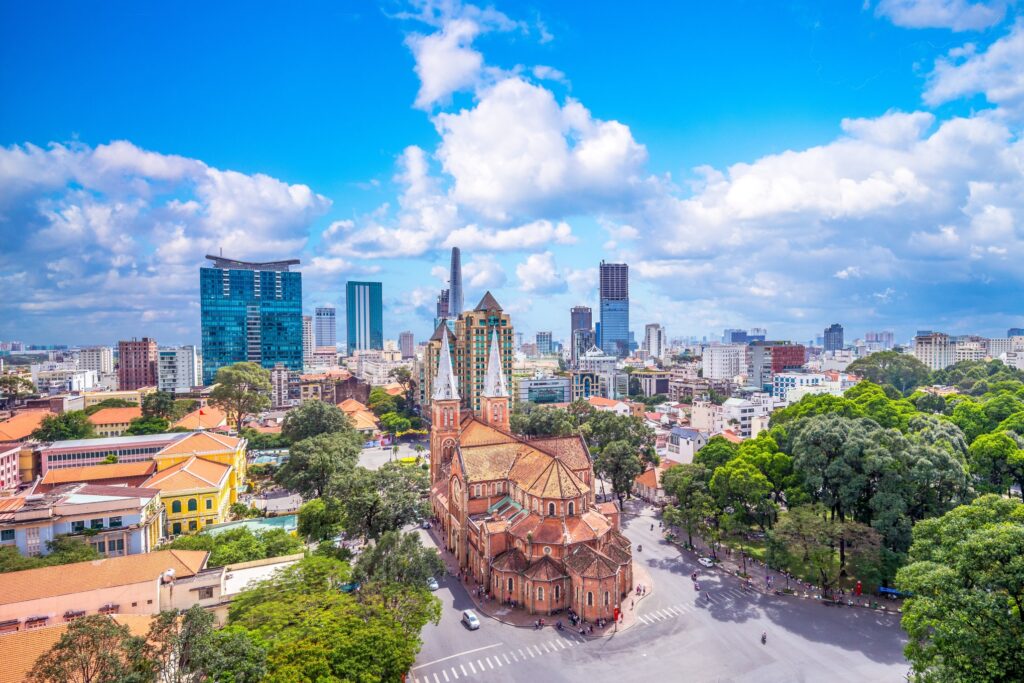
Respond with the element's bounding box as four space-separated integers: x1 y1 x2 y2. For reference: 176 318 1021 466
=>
555 640 567 650
541 642 551 653
451 668 459 680
503 654 511 664
528 647 536 658
486 657 494 669
476 659 484 671
494 656 503 667
414 643 503 670
518 649 526 659
443 670 449 682
433 673 440 683
460 665 467 677
468 662 477 675
637 615 649 624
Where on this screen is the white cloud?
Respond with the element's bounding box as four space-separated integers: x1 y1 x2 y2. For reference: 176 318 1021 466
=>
462 254 507 288
532 65 567 84
443 219 575 250
874 0 1008 31
406 18 484 109
515 252 567 293
924 21 1024 113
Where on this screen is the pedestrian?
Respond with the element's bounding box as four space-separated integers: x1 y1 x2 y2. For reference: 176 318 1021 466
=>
631 599 634 609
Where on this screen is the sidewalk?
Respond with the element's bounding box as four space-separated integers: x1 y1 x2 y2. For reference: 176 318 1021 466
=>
429 527 654 637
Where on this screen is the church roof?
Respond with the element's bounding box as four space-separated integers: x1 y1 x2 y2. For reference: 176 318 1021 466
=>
563 544 619 579
482 328 510 398
529 435 591 471
492 548 529 573
460 443 522 482
474 291 502 312
523 556 568 581
518 456 590 499
432 331 460 402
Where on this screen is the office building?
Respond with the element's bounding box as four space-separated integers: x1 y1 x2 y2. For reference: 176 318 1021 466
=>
643 323 666 360
824 323 844 352
599 261 629 357
436 289 450 324
117 338 158 391
448 247 464 317
515 374 571 404
399 331 415 359
157 345 200 394
570 305 593 365
314 306 337 348
913 332 954 371
346 281 383 352
78 347 114 376
571 306 592 335
199 255 304 384
571 328 595 367
865 330 895 351
748 342 806 389
1008 328 1024 337
269 363 295 409
536 331 553 355
302 315 314 369
702 344 746 381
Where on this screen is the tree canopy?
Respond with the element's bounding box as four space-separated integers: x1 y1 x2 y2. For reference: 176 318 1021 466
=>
167 527 302 568
32 410 96 442
844 351 931 395
275 431 362 500
208 362 271 432
280 400 352 443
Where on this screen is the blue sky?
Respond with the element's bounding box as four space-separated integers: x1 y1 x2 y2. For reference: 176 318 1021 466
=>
1 0 1023 347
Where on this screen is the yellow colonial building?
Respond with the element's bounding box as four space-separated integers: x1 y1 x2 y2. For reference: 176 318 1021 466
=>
142 457 234 536
152 432 247 500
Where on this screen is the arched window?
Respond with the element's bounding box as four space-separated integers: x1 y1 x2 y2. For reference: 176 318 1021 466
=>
587 592 594 606
187 499 197 512
548 502 555 516
604 592 610 606
554 585 561 601
508 578 514 592
171 500 181 513
568 501 575 516
537 586 544 601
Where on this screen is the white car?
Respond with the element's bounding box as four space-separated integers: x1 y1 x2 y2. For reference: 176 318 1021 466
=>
461 609 481 630
698 557 715 568
427 577 440 591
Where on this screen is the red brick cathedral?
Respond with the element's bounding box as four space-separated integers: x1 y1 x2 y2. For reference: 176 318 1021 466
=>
429 329 633 620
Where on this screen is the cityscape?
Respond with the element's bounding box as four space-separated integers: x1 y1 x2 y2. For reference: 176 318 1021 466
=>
2 2 1024 682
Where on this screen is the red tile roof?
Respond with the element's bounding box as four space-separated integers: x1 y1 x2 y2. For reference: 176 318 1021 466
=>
88 407 142 425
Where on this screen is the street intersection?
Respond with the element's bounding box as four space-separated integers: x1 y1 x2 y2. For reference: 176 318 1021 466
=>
412 506 910 683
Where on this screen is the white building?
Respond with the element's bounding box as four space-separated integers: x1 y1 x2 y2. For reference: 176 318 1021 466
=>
314 306 336 348
31 362 98 393
78 347 114 375
270 364 295 409
666 427 708 464
913 333 954 371
157 346 201 394
702 344 746 381
578 345 618 375
302 315 314 370
643 323 666 360
515 374 571 404
773 372 826 401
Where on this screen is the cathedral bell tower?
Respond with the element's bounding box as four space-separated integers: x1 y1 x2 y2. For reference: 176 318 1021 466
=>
480 328 511 431
430 330 460 485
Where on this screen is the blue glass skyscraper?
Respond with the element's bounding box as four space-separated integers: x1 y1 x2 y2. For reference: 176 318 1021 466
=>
200 255 304 384
346 281 384 351
599 261 630 357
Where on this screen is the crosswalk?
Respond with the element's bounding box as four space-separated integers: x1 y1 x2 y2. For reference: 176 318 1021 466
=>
411 635 588 682
634 588 754 626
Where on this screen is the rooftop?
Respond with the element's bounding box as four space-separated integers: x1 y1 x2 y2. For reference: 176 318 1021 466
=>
0 411 51 441
142 456 231 492
40 432 185 451
204 254 299 271
39 461 157 487
172 406 228 431
87 407 142 425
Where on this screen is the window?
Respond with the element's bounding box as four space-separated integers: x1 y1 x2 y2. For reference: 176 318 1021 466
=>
548 503 555 516
568 502 575 515
207 518 214 525
0 530 13 542
554 585 560 601
93 541 106 553
604 592 610 606
587 592 593 606
205 498 212 510
543 546 551 555
90 518 103 530
172 501 182 513
537 587 544 601
189 521 198 531
507 578 514 592
187 499 198 512
71 520 85 533
172 522 181 535
198 587 214 600
109 516 122 528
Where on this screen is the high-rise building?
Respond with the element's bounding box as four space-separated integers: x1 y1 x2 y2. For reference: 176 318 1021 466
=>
117 338 158 390
302 315 314 369
314 306 337 348
599 261 629 358
571 306 592 335
399 331 415 359
454 292 514 412
270 363 295 409
449 247 464 318
702 344 746 381
200 255 304 384
78 346 114 376
1009 328 1024 337
436 289 450 320
644 323 666 360
913 332 954 371
346 281 383 352
823 323 844 352
536 331 553 355
571 328 595 367
158 345 201 394
748 342 806 390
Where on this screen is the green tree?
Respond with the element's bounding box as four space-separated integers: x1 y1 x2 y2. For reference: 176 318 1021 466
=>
280 400 352 443
949 399 995 443
0 374 37 402
367 387 398 417
32 410 96 442
83 398 135 416
692 435 738 472
297 497 345 542
389 366 416 398
209 362 271 433
146 605 266 683
28 614 155 683
580 411 656 465
845 351 931 394
124 416 170 435
275 431 361 499
770 393 866 428
736 434 793 502
379 411 412 436
352 530 443 587
912 392 948 415
968 431 1018 494
594 439 643 506
167 527 302 568
709 458 775 530
141 390 176 420
896 495 1024 682
342 464 430 540
662 463 714 548
510 404 574 437
997 411 1024 437
45 536 103 564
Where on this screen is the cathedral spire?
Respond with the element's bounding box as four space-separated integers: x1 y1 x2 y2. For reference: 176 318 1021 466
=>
432 328 460 401
482 328 509 398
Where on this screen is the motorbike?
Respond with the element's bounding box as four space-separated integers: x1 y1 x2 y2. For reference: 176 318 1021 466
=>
637 544 642 552
761 632 767 645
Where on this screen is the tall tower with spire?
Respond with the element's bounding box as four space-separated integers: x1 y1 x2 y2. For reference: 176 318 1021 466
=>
480 329 511 431
429 331 461 485
449 247 463 317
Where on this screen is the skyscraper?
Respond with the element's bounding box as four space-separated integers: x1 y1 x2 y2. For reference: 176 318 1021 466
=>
302 315 313 368
399 331 415 359
643 323 666 360
158 345 201 394
449 247 463 317
315 306 337 348
454 292 513 412
824 323 844 352
536 331 553 355
118 337 158 390
599 261 629 358
571 306 592 335
346 281 383 352
200 255 304 384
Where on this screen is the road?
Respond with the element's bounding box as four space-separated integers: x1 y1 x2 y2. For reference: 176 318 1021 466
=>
359 440 429 470
412 506 909 683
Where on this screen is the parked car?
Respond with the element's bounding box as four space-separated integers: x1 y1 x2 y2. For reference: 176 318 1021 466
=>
420 519 432 529
427 577 439 591
698 557 715 568
461 609 481 630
